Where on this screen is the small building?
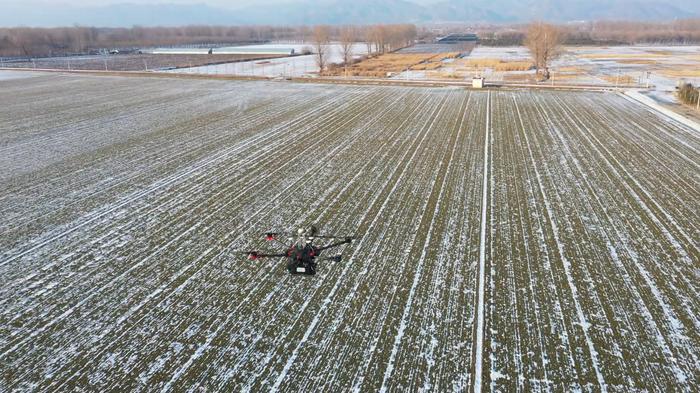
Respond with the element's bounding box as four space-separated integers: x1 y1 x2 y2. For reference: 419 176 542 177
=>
472 77 485 89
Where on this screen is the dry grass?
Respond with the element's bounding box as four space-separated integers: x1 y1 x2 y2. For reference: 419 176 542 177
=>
657 69 700 78
556 66 586 73
328 52 459 77
458 58 533 71
442 72 463 79
503 73 536 82
601 74 638 85
645 49 674 55
616 59 659 65
411 62 444 71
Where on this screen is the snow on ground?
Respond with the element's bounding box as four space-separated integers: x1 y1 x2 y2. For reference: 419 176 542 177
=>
624 90 700 133
0 74 698 391
166 43 368 77
469 46 531 61
466 45 700 103
0 70 44 80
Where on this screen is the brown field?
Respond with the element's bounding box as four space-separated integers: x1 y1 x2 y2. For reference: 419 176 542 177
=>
502 73 536 82
658 69 700 78
457 58 533 71
616 59 659 65
601 74 638 85
328 53 459 77
645 49 675 55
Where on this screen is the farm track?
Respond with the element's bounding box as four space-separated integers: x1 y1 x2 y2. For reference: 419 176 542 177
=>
0 74 698 391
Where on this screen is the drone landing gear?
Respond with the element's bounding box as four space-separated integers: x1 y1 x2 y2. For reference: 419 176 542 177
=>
287 260 317 275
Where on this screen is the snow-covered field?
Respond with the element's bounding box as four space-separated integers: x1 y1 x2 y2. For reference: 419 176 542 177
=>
0 73 698 391
467 45 700 102
166 43 368 77
0 70 44 80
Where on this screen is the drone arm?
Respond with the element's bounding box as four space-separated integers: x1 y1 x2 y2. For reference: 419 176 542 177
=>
316 238 353 252
244 251 288 260
256 253 288 258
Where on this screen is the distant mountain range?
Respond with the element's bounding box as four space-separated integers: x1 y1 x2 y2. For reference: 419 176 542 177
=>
2 0 699 27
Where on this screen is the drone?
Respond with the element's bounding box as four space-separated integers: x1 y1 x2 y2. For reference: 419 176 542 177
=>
240 225 357 275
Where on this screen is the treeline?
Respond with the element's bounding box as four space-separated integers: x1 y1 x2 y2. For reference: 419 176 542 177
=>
474 18 700 46
3 20 698 58
362 24 417 54
0 26 302 57
0 24 416 58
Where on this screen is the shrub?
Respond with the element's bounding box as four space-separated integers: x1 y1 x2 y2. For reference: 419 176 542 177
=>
678 83 699 106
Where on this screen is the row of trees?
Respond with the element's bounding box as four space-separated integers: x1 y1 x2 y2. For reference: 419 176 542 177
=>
0 25 299 57
455 18 700 46
0 24 418 59
576 19 700 45
4 20 698 58
311 24 417 71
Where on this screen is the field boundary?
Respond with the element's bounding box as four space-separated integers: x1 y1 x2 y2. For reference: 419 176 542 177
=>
622 90 700 133
0 67 639 92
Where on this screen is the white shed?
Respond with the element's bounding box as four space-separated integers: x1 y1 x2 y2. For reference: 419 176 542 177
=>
472 77 485 88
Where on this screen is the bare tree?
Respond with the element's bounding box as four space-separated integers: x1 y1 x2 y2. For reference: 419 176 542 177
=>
372 25 387 54
361 27 374 56
524 22 562 80
312 25 330 73
339 26 355 66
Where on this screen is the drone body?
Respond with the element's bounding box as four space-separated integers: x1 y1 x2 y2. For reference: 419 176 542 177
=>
244 226 354 275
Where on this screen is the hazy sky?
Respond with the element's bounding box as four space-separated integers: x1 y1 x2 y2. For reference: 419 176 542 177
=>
3 0 695 28
8 0 438 6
